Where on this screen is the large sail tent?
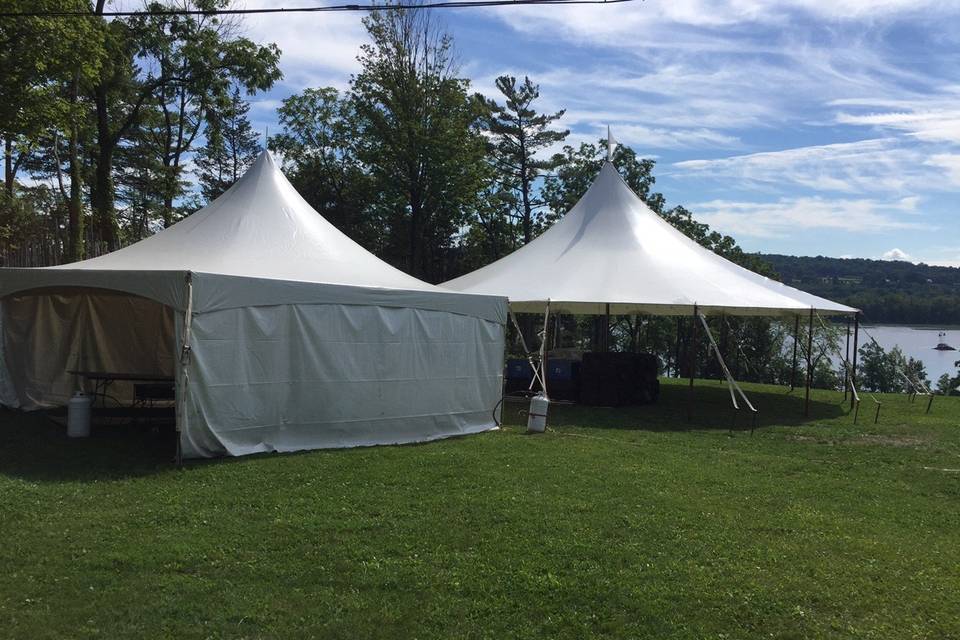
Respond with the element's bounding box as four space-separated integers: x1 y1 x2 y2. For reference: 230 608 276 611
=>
0 152 507 459
443 161 856 318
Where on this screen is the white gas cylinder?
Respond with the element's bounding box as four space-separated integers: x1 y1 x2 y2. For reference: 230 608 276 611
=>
527 394 549 433
67 392 92 438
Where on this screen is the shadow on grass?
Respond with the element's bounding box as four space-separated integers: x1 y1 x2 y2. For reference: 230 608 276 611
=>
0 408 177 482
502 379 850 433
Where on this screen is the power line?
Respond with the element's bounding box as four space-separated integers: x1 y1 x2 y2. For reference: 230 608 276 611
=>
0 0 635 18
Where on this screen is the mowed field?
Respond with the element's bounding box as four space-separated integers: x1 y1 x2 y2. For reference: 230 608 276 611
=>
1 379 958 639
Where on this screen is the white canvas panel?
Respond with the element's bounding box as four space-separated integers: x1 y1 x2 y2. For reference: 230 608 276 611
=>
2 291 175 409
180 303 505 458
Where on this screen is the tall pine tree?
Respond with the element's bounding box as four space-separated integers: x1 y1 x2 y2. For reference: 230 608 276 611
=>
195 87 261 202
480 76 568 244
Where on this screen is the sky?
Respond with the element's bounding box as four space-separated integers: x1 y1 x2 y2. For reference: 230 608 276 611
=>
230 0 960 265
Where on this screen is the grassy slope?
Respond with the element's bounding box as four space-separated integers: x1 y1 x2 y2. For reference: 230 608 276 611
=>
1 379 958 639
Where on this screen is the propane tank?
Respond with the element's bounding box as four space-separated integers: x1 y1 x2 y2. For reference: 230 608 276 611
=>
67 392 92 438
527 394 549 433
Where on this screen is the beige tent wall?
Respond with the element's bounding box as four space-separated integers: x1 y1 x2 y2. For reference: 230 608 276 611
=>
1 289 175 409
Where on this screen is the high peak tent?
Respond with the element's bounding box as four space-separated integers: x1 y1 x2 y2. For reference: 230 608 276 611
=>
0 152 507 458
443 160 856 318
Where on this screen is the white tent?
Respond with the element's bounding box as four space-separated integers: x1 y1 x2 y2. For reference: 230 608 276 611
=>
0 152 507 458
443 161 857 318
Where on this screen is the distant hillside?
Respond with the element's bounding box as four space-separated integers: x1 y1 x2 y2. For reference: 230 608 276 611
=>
757 254 960 325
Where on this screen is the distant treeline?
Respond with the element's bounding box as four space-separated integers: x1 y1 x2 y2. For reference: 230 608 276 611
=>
760 254 960 325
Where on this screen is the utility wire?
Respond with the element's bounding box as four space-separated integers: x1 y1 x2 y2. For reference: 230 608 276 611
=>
0 0 635 18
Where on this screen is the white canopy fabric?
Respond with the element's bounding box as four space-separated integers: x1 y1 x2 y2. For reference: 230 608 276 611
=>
443 161 857 318
0 152 507 458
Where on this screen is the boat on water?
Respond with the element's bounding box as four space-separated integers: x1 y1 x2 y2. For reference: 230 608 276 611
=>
934 331 956 351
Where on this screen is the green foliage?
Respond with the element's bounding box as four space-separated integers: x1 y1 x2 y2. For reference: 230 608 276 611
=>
268 87 381 250
478 75 568 244
856 341 931 393
2 382 959 638
351 7 488 281
195 87 261 201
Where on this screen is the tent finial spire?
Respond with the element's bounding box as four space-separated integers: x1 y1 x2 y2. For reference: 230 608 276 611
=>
606 125 618 162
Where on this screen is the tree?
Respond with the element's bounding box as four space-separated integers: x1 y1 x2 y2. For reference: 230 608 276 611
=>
88 0 280 244
543 141 661 220
268 88 379 250
0 0 106 260
479 75 567 244
196 87 261 201
351 5 487 281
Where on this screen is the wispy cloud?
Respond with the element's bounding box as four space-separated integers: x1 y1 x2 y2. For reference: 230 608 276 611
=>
691 196 933 238
672 138 944 193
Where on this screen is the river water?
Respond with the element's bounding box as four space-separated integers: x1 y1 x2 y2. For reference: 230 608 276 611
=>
847 325 959 383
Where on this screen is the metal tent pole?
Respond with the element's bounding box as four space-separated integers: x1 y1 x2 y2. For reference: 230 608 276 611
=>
675 317 682 378
175 271 194 467
844 316 851 400
687 304 698 422
804 307 814 418
790 314 800 391
539 300 551 399
850 312 860 410
604 303 611 352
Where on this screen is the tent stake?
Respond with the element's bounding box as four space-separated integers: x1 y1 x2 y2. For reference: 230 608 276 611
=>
790 314 800 391
687 304 698 422
804 307 814 418
851 313 860 411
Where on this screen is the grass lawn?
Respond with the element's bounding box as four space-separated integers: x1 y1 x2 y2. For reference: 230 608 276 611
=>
1 378 958 639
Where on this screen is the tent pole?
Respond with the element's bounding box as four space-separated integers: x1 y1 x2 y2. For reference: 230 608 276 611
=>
844 316 851 400
604 303 611 352
719 315 727 384
790 314 800 391
687 304 698 422
851 312 860 410
674 317 682 378
175 271 194 467
539 300 551 399
804 307 814 417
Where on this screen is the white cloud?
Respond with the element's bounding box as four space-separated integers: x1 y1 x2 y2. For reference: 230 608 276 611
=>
690 196 934 238
242 0 367 90
672 138 941 193
924 154 960 186
881 247 912 260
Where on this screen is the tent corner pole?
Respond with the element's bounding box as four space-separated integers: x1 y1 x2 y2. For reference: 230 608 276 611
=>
674 317 682 378
687 304 698 422
604 303 611 353
850 312 860 411
175 271 194 467
540 300 551 400
844 316 851 400
790 314 800 391
804 307 814 418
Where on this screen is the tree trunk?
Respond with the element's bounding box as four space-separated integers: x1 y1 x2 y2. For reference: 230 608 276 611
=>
92 85 118 248
4 137 13 196
68 122 84 262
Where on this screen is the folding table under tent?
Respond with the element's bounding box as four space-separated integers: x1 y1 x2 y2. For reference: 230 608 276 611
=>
0 152 508 459
442 159 860 418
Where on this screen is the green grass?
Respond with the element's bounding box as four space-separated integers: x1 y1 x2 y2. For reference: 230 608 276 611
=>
1 379 959 639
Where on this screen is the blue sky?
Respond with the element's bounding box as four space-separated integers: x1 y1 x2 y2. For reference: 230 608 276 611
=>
236 0 960 265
